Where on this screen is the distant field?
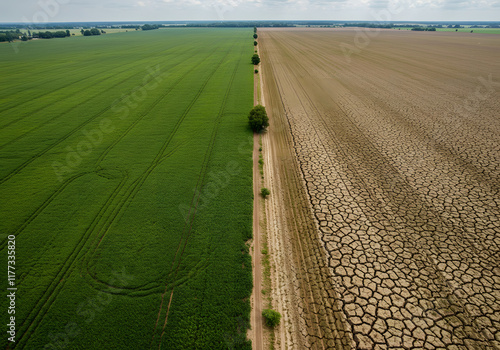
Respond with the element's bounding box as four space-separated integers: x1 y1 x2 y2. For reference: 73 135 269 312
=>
394 26 500 34
0 28 253 349
437 27 500 33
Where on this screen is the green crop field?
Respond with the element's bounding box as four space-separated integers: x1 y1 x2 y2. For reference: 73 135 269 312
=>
0 28 254 349
436 27 500 34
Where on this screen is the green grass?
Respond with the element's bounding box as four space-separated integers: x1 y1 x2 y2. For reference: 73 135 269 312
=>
0 28 254 349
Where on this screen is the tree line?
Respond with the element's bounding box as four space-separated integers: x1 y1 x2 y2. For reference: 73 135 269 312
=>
34 30 71 39
81 28 103 36
411 27 437 31
0 31 18 42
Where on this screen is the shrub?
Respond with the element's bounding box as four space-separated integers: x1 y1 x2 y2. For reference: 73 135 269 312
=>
253 33 258 39
261 188 270 198
262 309 281 327
248 105 269 132
251 53 260 65
254 40 258 46
254 69 258 74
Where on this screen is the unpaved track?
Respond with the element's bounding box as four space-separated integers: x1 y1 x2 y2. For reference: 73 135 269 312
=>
260 28 500 349
251 56 264 350
252 131 264 350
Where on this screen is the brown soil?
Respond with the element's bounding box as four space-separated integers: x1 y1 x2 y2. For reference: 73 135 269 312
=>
259 28 500 349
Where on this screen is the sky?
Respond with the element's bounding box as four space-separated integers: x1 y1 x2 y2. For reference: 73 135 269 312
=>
2 0 500 23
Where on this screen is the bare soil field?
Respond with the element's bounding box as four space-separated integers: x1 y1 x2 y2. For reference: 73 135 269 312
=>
260 28 500 349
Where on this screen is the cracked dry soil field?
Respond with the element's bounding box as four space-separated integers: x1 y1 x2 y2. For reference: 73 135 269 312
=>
260 28 500 349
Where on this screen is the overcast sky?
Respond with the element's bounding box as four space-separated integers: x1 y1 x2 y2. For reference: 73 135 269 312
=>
2 0 500 23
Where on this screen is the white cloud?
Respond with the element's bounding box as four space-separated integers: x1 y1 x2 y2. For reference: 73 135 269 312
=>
1 0 499 22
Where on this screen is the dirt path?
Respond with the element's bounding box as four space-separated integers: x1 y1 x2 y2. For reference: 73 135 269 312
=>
251 131 264 350
260 28 500 349
250 48 265 350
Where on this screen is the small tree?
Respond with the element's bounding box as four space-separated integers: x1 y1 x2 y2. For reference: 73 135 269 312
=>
253 33 258 39
83 30 92 36
248 105 269 132
254 26 257 33
262 309 281 327
254 69 259 74
254 40 258 46
251 53 260 65
66 29 70 37
261 188 270 198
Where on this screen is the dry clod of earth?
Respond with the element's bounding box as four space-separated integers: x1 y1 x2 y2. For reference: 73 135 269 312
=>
260 28 500 350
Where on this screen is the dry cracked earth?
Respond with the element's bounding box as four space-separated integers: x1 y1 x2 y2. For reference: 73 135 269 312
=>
260 28 500 349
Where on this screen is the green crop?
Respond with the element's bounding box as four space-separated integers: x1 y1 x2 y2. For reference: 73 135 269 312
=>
0 28 254 349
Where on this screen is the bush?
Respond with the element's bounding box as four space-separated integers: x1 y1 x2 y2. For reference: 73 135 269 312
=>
254 40 258 46
248 105 269 132
254 69 258 74
251 54 260 65
262 309 281 327
253 33 258 39
261 188 270 198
